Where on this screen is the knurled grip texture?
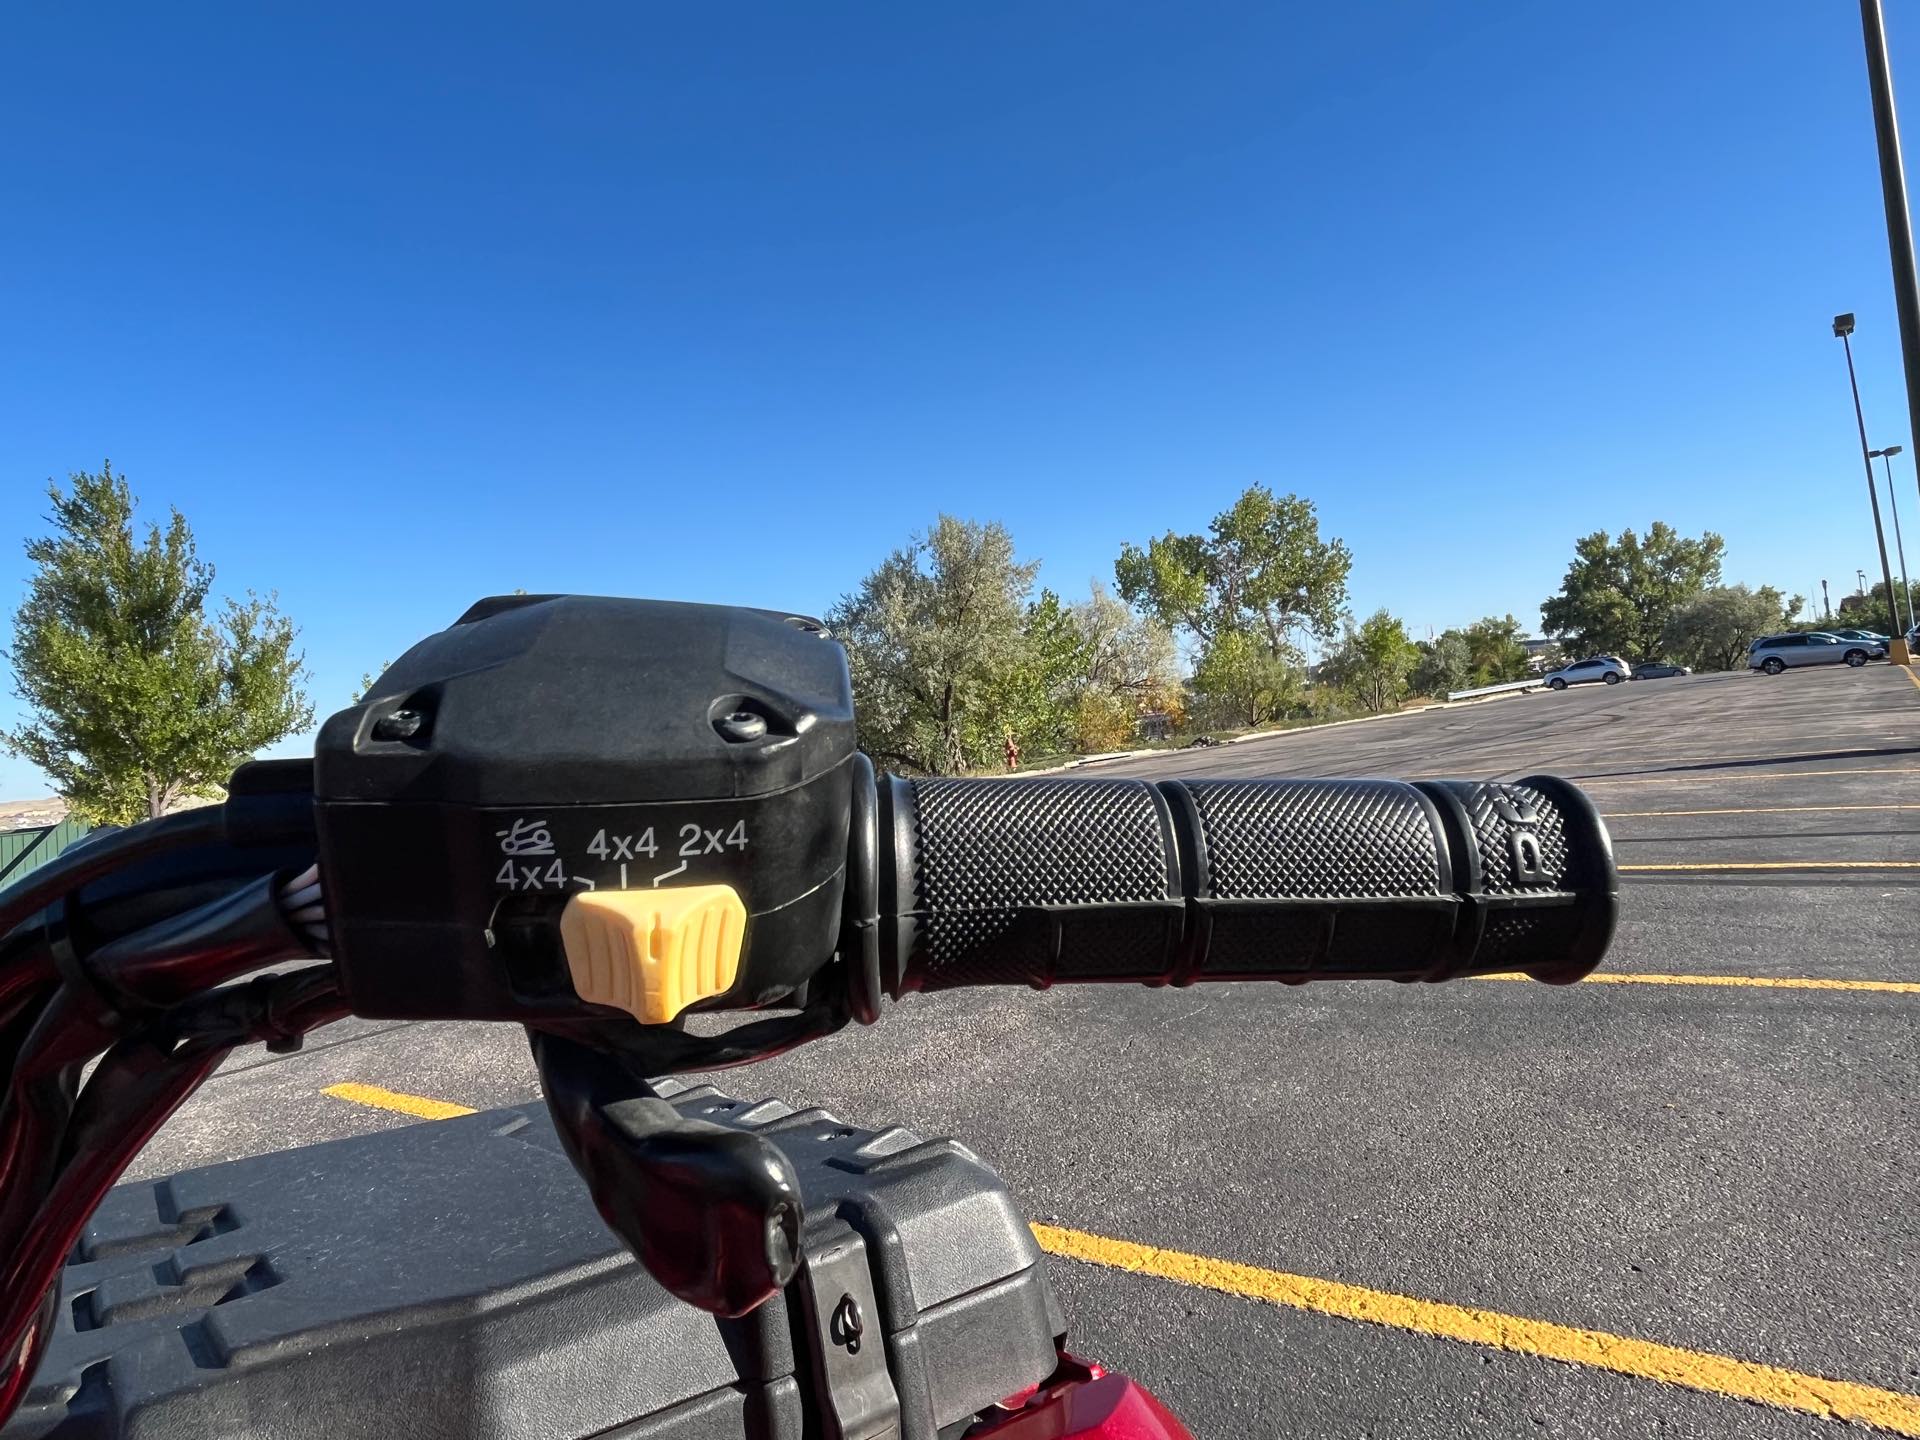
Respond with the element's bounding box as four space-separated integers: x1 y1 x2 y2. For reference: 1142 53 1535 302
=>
882 776 1184 990
880 773 1614 993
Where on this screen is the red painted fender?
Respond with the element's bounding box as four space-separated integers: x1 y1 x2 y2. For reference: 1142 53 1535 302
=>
967 1355 1195 1440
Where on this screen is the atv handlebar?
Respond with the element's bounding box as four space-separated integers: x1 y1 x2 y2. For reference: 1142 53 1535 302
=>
0 595 1626 1417
879 773 1615 994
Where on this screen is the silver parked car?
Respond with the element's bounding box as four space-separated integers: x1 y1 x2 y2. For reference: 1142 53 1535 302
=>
1543 655 1631 689
1747 632 1881 674
1630 660 1691 679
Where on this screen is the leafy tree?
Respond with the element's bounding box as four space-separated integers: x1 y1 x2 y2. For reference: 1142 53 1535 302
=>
1663 585 1800 671
975 589 1087 759
3 464 312 823
1407 616 1530 696
1071 583 1181 707
1826 580 1918 637
1411 631 1472 697
1541 522 1725 659
1116 487 1346 728
829 516 1077 774
1320 610 1419 712
1460 614 1532 685
1070 693 1138 754
1115 486 1352 650
1062 585 1183 751
1189 630 1299 728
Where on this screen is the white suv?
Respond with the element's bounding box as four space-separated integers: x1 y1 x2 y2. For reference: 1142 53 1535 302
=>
1543 655 1631 689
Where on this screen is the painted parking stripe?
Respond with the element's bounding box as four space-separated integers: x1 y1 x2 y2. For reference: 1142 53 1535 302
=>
1580 767 1920 786
1475 972 1920 995
321 1081 477 1119
1031 1224 1920 1437
322 1084 1920 1433
1619 860 1920 872
1603 803 1920 818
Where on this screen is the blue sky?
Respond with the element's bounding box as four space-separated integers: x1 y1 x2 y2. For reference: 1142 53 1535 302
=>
4 1 1919 795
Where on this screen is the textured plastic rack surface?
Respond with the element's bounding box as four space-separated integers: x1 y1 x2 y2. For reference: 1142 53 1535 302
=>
9 1080 1062 1440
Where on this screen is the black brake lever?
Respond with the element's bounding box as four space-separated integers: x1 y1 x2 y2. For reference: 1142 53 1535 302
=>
530 1030 805 1316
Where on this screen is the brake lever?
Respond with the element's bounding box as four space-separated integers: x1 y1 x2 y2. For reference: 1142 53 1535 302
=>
530 1030 805 1316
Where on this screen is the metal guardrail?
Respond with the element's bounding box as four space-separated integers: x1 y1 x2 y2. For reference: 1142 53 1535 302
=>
1445 678 1540 702
0 818 94 885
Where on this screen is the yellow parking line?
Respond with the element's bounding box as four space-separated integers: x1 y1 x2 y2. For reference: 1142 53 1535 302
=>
1582 767 1920 786
1477 972 1920 995
1603 803 1920 818
1904 668 1920 693
1032 1224 1920 1436
320 1083 1920 1430
321 1082 477 1120
1619 860 1920 872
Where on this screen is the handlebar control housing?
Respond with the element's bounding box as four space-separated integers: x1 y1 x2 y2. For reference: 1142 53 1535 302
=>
314 595 861 1022
313 597 1616 1030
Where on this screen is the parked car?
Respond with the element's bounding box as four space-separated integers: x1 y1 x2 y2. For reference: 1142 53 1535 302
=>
1747 632 1882 674
1827 627 1890 645
1542 655 1631 689
1630 660 1691 679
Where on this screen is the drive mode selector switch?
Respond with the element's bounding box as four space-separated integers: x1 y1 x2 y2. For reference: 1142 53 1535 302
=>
559 886 747 1025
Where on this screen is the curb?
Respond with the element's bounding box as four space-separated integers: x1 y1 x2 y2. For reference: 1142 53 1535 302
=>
1009 682 1541 775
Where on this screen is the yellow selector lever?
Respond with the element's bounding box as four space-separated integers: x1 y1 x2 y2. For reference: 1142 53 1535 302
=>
558 886 747 1025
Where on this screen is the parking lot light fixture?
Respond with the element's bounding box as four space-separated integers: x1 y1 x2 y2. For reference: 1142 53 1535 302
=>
1835 318 1910 660
1870 445 1916 632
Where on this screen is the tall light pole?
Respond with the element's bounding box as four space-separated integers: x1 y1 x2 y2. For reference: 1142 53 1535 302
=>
1857 0 1920 534
1823 577 1833 619
1834 314 1908 658
1871 443 1916 632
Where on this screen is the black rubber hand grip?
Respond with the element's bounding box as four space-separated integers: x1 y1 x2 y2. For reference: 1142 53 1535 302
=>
875 773 1616 994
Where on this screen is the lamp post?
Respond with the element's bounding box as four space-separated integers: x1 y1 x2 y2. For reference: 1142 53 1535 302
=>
1871 444 1916 633
1857 0 1920 537
1834 314 1908 660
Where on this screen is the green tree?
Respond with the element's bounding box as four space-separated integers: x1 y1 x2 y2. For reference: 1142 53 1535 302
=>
1460 614 1532 685
1065 584 1183 751
1663 584 1800 671
1411 631 1472 697
1117 486 1347 728
975 589 1088 759
3 464 313 823
1189 630 1299 728
1071 583 1181 705
829 516 1077 774
1541 522 1725 659
1320 610 1418 712
1825 580 1917 637
1115 486 1352 650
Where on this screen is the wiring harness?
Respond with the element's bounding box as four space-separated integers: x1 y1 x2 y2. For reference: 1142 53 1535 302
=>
0 788 335 1418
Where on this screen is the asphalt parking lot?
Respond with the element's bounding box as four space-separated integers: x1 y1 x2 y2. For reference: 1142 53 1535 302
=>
129 665 1920 1439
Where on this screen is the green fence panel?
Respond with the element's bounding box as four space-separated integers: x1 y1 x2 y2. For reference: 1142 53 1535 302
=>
0 818 95 884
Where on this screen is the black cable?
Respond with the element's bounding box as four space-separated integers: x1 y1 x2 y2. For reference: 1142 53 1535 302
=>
0 807 228 954
0 988 114 1237
87 870 318 1008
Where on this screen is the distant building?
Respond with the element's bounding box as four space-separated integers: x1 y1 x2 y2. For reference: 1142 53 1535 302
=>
1521 635 1561 674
